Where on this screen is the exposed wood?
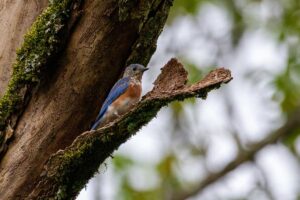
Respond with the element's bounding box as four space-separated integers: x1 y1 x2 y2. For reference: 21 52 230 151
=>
0 0 84 160
0 0 48 96
0 0 173 199
29 58 232 199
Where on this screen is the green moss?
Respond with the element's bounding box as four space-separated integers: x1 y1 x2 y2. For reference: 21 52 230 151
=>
29 1 176 198
0 0 82 143
130 1 153 21
39 80 228 199
48 137 99 199
118 0 138 21
45 97 192 198
126 0 173 65
124 101 162 132
56 187 67 200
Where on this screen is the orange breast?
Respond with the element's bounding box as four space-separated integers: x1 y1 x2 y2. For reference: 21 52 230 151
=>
126 83 142 98
111 83 141 107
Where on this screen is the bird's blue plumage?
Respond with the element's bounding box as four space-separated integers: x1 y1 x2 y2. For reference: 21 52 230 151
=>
91 77 130 130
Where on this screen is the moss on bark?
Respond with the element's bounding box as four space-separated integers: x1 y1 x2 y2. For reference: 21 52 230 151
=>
126 0 173 65
0 0 83 153
28 59 232 199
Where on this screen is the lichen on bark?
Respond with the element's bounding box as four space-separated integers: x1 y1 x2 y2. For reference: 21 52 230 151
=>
0 1 177 198
0 0 83 154
117 0 174 65
126 0 173 65
28 59 232 199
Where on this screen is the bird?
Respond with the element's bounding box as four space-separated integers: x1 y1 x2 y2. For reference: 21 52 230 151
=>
91 64 148 130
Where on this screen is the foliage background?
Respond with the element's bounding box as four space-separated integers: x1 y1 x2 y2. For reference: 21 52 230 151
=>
78 0 300 199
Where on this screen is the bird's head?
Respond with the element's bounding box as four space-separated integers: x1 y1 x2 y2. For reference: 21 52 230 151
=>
123 64 148 79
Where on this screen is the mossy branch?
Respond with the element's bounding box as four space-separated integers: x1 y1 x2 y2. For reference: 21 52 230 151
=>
0 0 83 154
28 58 232 199
0 1 175 198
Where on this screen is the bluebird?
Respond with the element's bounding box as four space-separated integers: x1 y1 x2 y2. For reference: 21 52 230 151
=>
91 64 148 130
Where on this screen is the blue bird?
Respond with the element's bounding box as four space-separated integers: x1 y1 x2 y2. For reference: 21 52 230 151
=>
91 64 148 130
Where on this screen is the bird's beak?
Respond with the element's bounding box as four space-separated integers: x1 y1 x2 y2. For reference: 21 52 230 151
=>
142 68 149 72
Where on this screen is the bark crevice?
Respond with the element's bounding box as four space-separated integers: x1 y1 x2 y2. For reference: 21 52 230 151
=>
0 0 84 157
0 1 174 199
29 58 232 199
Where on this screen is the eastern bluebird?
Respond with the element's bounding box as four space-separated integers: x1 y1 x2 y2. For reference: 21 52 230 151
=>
91 64 148 130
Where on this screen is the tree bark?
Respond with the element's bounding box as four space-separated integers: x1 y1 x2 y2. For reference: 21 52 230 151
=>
29 59 232 199
0 0 173 199
0 0 48 96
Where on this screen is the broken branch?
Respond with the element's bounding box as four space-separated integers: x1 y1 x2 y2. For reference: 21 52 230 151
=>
28 58 232 199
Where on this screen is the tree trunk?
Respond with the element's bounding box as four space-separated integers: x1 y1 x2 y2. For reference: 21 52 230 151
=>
0 0 48 96
0 0 173 199
0 1 233 199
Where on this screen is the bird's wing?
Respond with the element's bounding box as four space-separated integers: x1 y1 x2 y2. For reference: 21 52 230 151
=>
91 77 130 130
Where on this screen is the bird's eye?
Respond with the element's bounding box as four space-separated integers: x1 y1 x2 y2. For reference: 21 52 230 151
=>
133 67 137 71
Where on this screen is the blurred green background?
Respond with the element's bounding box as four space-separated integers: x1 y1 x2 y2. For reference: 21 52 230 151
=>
78 0 300 199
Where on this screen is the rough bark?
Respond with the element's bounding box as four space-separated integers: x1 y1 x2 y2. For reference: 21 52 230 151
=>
0 0 84 155
0 0 173 199
28 59 232 199
0 0 48 96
